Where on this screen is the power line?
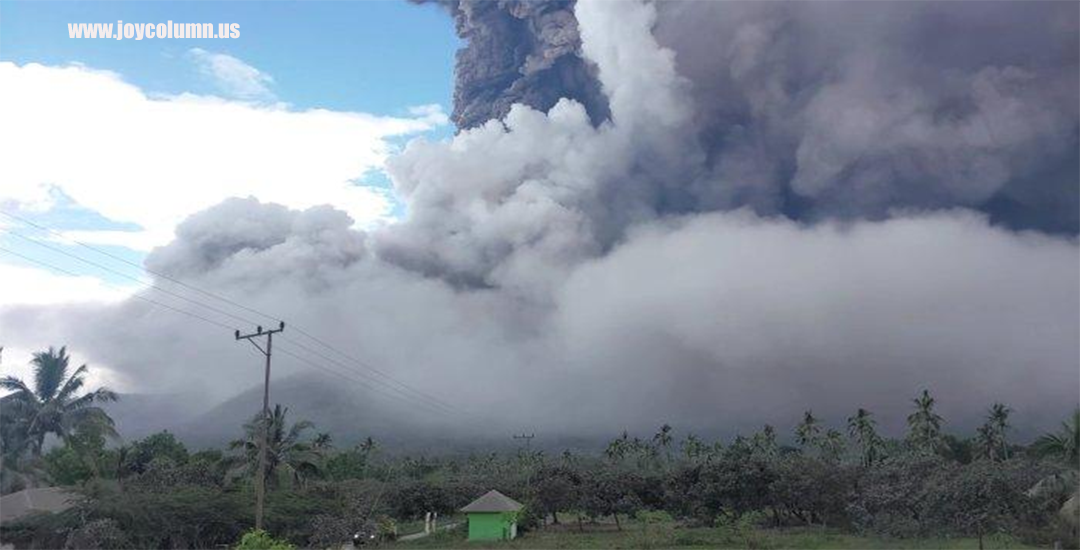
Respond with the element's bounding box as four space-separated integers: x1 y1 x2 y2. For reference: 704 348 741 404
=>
0 211 462 413
288 325 459 411
0 242 462 418
281 334 458 414
0 246 234 330
0 210 283 323
273 345 454 416
2 227 262 327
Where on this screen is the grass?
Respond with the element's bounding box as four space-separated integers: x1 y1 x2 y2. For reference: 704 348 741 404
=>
389 521 1040 549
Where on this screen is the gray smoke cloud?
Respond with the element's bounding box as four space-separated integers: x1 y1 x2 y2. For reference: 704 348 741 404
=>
429 0 1079 233
412 0 611 130
2 0 1077 444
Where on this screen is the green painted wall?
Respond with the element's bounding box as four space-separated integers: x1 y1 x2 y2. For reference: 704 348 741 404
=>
467 512 516 541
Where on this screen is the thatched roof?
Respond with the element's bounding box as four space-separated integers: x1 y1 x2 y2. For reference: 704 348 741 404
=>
460 490 523 513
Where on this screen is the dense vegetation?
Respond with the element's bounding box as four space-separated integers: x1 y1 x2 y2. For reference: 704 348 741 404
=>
1 347 1077 549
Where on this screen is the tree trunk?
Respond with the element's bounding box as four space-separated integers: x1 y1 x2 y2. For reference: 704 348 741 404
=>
552 511 559 525
977 528 984 550
614 514 622 531
577 513 584 533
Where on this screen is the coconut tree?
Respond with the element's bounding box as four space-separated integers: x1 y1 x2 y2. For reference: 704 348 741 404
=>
819 429 846 463
359 436 378 454
751 424 779 460
604 431 629 462
847 408 883 467
681 433 708 462
653 424 674 463
987 403 1011 460
0 346 117 457
229 404 322 487
795 410 822 450
907 389 944 454
312 432 333 451
1034 409 1080 465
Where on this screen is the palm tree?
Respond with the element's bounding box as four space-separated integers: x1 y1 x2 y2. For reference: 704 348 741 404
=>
312 432 333 451
682 433 708 462
1034 409 1080 464
229 404 322 487
359 436 378 454
751 425 779 460
986 403 1011 460
907 389 944 454
820 429 846 463
653 424 674 461
0 346 117 457
604 431 629 462
975 423 998 461
847 408 882 467
795 410 821 450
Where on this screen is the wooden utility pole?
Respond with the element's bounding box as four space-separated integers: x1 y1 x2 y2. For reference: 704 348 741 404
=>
235 321 284 531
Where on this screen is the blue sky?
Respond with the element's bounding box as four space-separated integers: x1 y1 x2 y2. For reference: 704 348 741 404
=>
0 0 460 294
0 0 459 115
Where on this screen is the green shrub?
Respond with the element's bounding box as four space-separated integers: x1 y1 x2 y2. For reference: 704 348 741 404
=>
233 528 295 550
64 518 131 549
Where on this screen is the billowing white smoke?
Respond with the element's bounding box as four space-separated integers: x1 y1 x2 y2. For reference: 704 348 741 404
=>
2 0 1076 440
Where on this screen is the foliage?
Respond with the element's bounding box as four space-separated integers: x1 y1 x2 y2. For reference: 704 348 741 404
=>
43 441 97 486
769 455 853 527
6 391 1077 550
921 460 1055 548
64 518 132 550
228 404 322 488
795 410 822 450
577 469 643 529
323 444 373 481
847 408 883 467
1034 409 1080 465
125 431 189 474
0 346 118 458
532 464 580 524
907 390 944 454
848 452 952 537
234 528 295 550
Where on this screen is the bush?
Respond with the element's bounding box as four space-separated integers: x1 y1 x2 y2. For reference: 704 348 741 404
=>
43 445 96 486
73 485 250 548
64 518 131 549
769 455 853 527
234 529 295 550
848 452 951 537
126 431 189 474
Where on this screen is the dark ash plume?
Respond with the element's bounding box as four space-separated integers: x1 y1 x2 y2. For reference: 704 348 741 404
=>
412 0 610 130
422 0 1079 234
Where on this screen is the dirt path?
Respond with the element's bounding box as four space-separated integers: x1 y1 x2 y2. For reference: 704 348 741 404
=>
398 522 460 541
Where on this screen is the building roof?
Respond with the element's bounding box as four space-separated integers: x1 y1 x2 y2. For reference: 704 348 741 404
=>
460 490 524 513
0 487 77 524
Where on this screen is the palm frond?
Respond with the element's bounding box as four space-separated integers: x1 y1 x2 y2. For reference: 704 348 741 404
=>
31 346 69 402
55 364 89 402
0 376 36 401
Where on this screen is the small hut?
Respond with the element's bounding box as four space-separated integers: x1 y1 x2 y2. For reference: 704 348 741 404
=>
460 490 524 541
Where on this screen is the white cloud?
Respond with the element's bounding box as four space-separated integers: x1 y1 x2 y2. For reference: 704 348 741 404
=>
0 61 447 251
0 344 130 397
188 48 275 101
0 261 134 305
